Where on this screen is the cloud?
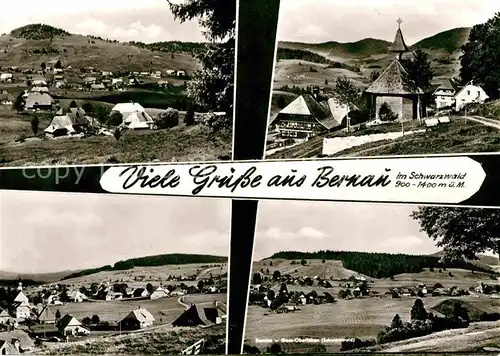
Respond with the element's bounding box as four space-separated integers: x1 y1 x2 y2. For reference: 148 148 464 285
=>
262 226 327 240
379 235 425 252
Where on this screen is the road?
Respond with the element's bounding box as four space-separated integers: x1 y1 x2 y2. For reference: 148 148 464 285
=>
462 115 500 129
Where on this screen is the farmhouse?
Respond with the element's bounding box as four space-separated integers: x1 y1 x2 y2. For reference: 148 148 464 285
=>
118 307 155 330
149 286 170 300
44 107 91 137
366 19 424 122
111 102 154 130
0 340 19 355
0 309 12 324
276 304 299 313
172 302 224 327
132 288 149 298
84 76 97 85
454 81 489 111
165 69 176 76
25 93 54 111
14 304 30 321
270 93 349 139
69 290 87 303
0 90 14 105
433 79 457 109
32 79 47 87
177 70 186 77
57 314 90 336
37 305 56 324
31 86 49 93
0 73 13 82
90 83 105 91
102 71 113 77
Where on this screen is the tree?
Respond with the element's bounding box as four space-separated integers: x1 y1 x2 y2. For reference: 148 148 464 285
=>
379 102 398 122
272 270 281 281
459 13 500 98
69 100 77 108
277 96 286 109
332 75 360 107
401 47 433 92
155 108 179 129
12 92 25 113
31 115 39 135
91 314 100 324
184 107 196 126
324 78 328 85
252 273 262 285
108 111 123 127
300 259 307 266
82 102 94 114
197 280 205 291
167 0 235 123
410 299 428 321
411 207 500 263
41 62 46 71
55 309 61 320
55 60 62 69
371 70 380 82
390 314 404 329
82 317 91 325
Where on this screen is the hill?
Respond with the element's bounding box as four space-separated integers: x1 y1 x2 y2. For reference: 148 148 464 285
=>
412 27 471 53
279 38 392 60
62 253 228 280
0 24 201 73
265 251 495 279
433 299 500 322
0 270 80 284
10 24 69 40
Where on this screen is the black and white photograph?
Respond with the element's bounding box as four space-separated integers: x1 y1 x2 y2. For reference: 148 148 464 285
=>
244 201 500 354
0 0 234 167
266 0 500 160
0 191 229 354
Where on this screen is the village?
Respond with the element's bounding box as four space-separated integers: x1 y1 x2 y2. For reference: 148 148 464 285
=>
0 264 228 354
0 23 232 167
266 17 495 158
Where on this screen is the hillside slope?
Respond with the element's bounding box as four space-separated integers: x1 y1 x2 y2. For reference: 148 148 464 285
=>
412 27 471 53
0 24 201 72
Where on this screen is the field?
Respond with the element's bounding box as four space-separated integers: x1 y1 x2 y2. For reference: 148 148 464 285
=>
245 258 499 353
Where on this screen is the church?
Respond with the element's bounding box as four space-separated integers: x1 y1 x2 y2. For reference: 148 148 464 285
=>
366 19 424 122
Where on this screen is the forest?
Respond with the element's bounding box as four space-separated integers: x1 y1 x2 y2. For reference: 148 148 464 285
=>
268 250 494 279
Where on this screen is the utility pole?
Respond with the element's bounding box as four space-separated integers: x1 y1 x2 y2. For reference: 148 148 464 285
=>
346 104 351 133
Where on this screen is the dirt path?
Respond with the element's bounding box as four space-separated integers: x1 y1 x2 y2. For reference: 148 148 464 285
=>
177 296 189 309
380 321 500 352
464 115 500 129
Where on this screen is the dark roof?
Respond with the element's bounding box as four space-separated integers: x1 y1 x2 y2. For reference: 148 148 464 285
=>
390 28 409 53
366 59 423 95
172 302 220 327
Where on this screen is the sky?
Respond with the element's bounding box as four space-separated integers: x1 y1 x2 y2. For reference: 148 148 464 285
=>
253 200 496 261
0 191 230 274
0 0 205 43
278 0 500 45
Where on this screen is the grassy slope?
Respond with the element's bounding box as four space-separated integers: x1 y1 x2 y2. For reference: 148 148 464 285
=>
36 323 226 355
268 119 500 159
0 124 231 166
0 34 200 73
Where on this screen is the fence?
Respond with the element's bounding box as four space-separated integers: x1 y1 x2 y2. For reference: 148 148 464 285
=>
181 339 205 355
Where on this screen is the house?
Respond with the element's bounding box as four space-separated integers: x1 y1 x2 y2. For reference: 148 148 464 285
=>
172 302 224 327
119 307 155 330
270 93 348 139
276 304 299 313
151 70 162 78
140 72 149 77
69 291 87 303
158 80 169 88
25 93 53 111
14 304 30 321
454 81 489 111
165 69 176 76
37 305 56 324
55 81 66 89
112 78 124 86
102 71 113 77
44 107 90 137
149 287 170 300
14 291 29 305
0 90 14 105
0 309 12 324
53 68 64 74
54 75 64 81
0 340 19 355
32 79 47 87
56 314 90 336
366 20 424 122
111 102 154 129
0 73 13 82
433 79 457 109
133 288 149 298
177 70 186 77
91 83 105 91
84 77 97 85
